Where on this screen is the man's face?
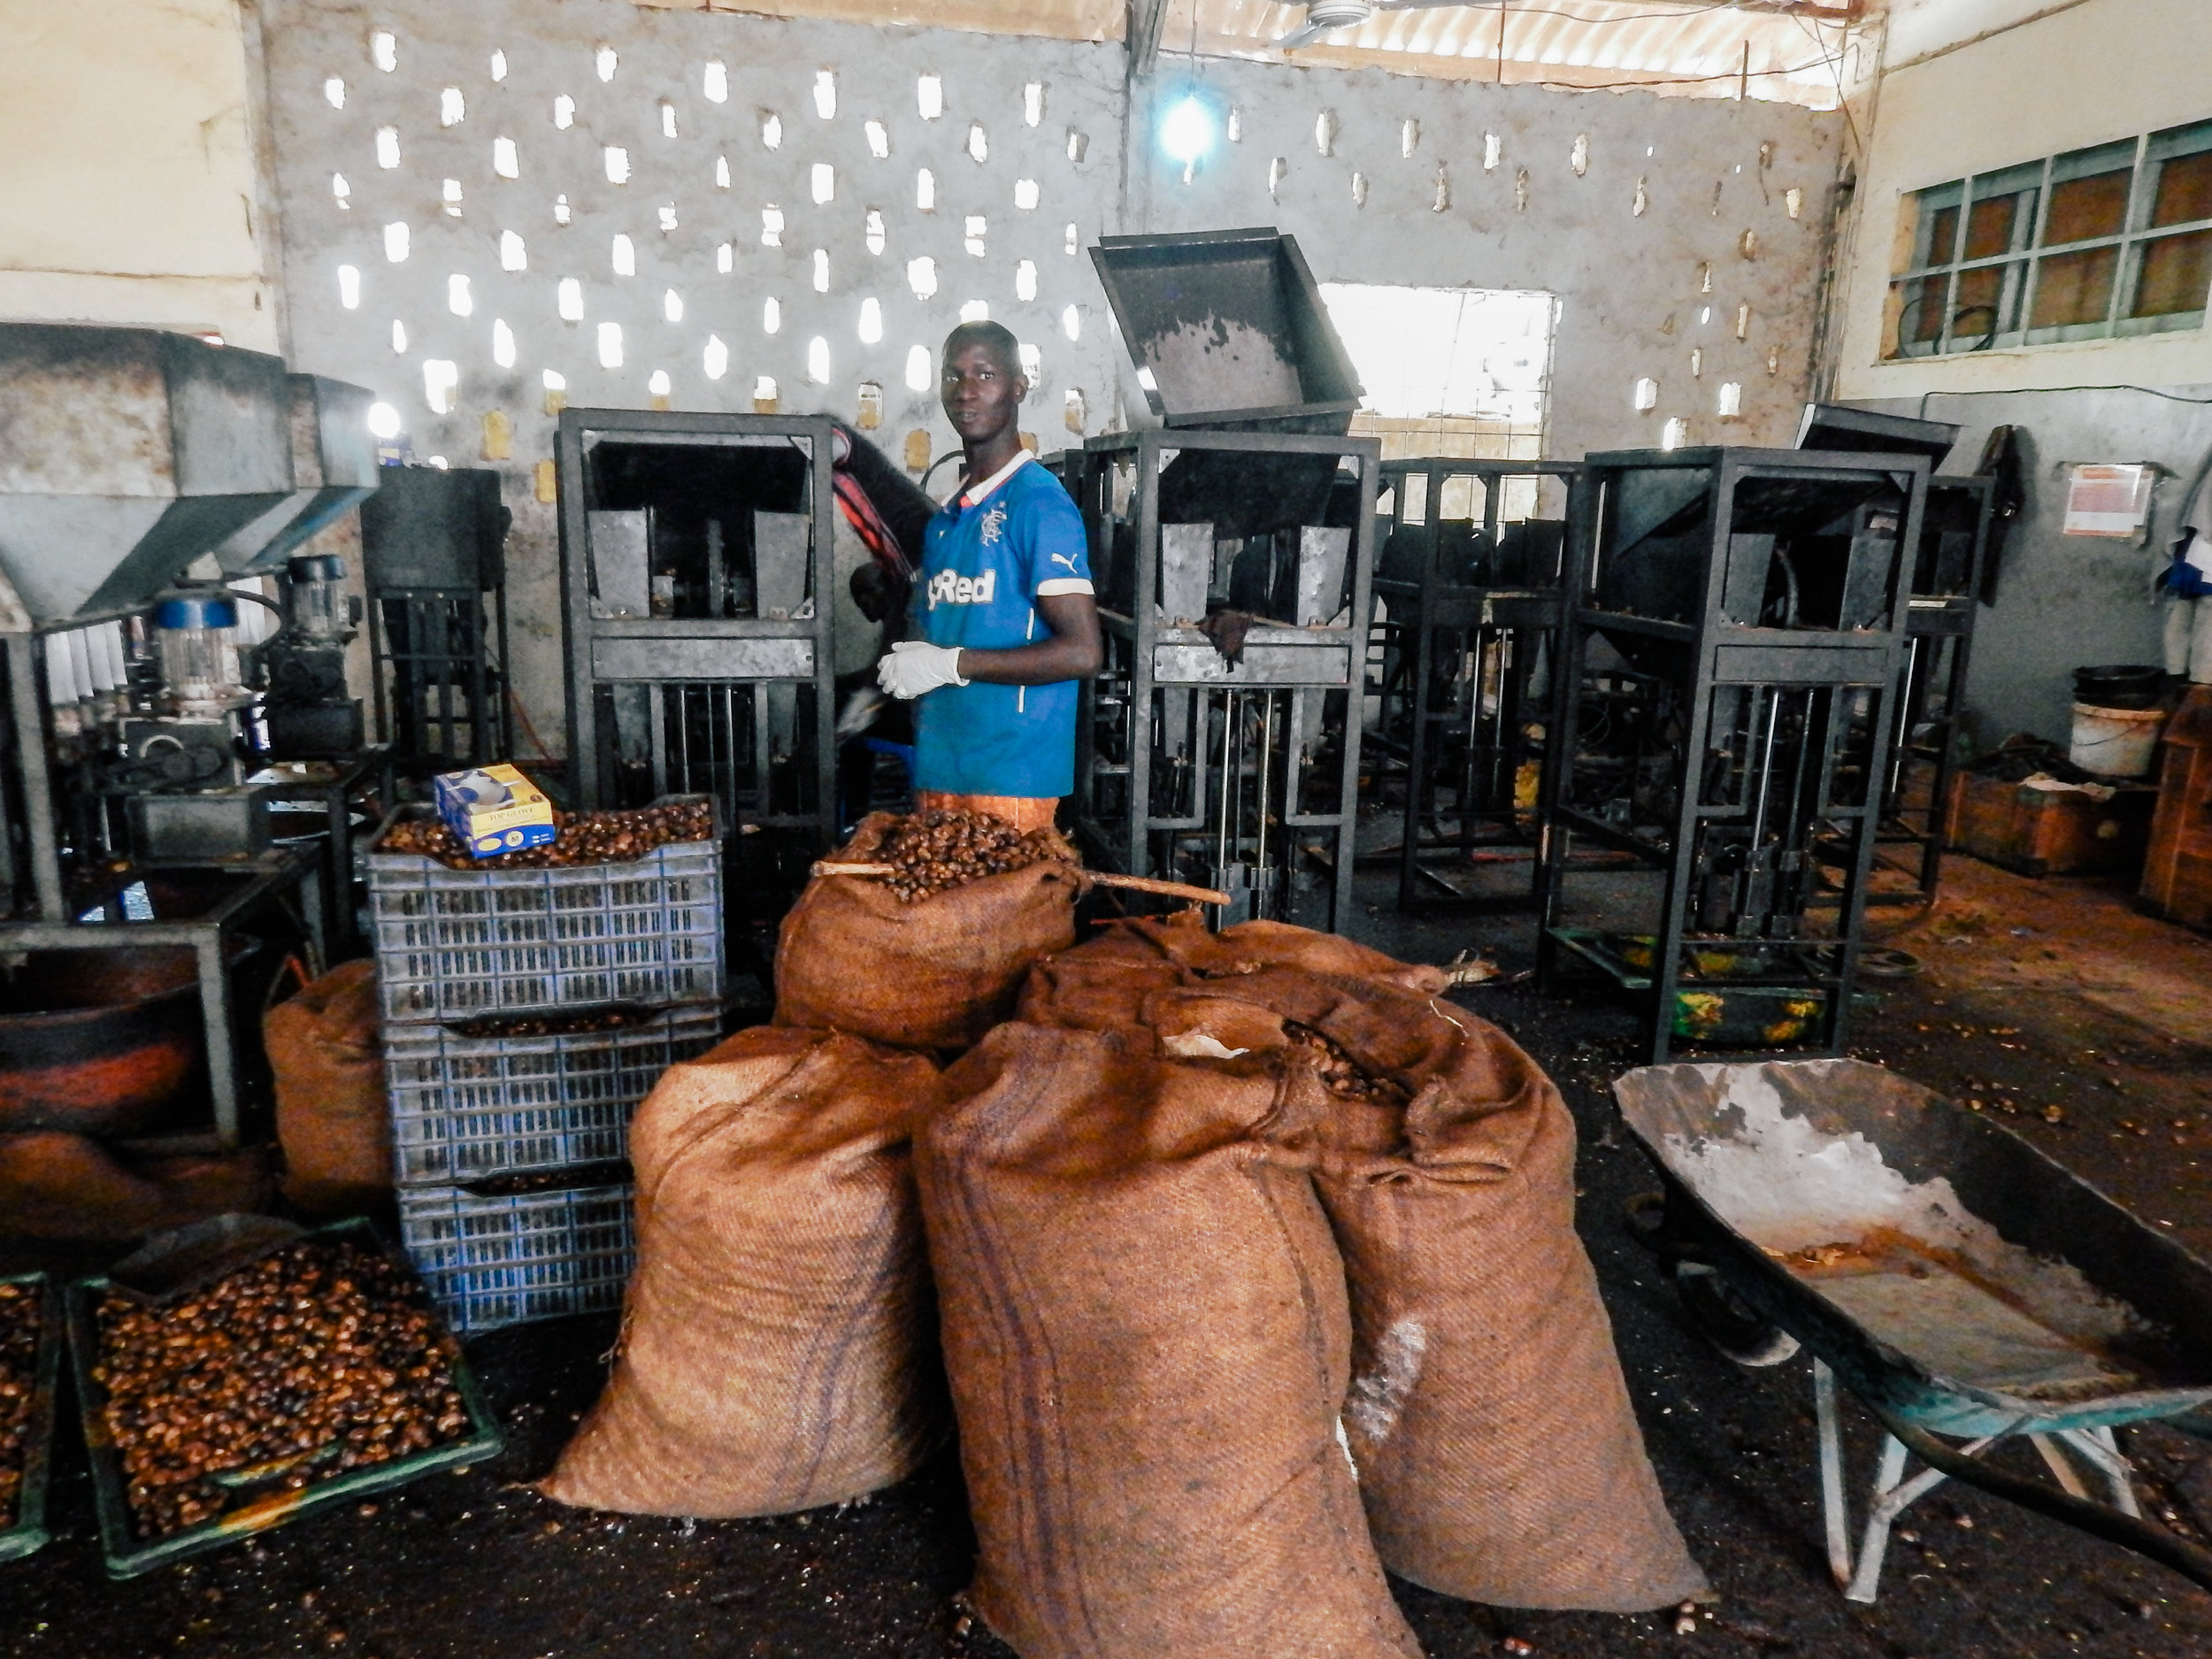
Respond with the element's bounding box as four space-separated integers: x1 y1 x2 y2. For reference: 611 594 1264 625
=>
941 342 1025 447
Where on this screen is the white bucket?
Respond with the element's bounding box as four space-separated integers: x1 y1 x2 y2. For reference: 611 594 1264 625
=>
2070 702 2165 779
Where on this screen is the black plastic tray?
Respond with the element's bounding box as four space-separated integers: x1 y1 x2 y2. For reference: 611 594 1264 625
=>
65 1217 503 1578
0 1272 62 1564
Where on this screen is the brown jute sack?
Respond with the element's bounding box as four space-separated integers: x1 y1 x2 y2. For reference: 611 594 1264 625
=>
1148 969 1708 1613
264 959 390 1215
918 1021 1421 1659
542 1025 947 1518
774 812 1081 1050
1017 915 1446 1036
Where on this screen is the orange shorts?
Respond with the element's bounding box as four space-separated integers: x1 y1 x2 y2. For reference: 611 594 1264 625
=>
913 790 1061 833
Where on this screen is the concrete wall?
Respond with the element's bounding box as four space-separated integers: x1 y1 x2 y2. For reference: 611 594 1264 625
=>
254 0 1843 755
1822 0 2212 747
0 0 280 352
1859 389 2211 749
1832 0 2212 402
1126 64 1839 461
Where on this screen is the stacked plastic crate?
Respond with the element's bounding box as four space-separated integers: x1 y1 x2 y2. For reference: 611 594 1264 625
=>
367 798 726 1333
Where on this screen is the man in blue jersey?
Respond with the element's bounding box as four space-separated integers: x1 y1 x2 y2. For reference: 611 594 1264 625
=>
873 321 1100 831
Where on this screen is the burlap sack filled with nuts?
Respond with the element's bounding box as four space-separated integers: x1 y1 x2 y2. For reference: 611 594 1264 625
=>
774 811 1082 1051
1016 912 1448 1033
1141 965 1708 1614
542 1026 947 1518
918 1021 1421 1659
264 959 390 1215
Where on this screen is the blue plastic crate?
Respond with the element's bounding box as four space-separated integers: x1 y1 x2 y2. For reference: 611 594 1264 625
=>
384 1005 723 1185
396 1182 635 1334
368 796 724 1024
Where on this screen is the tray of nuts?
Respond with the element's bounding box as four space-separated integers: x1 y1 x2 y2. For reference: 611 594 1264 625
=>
65 1219 503 1578
0 1273 62 1563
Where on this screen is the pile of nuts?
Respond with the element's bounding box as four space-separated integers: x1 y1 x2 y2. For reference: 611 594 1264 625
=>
1285 1022 1408 1106
873 810 1075 903
93 1240 471 1540
452 1006 651 1039
380 799 714 870
0 1282 37 1531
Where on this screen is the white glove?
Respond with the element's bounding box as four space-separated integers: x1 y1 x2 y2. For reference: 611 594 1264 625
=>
877 640 967 700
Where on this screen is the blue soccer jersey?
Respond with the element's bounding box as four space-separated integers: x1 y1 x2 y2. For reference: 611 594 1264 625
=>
910 451 1094 798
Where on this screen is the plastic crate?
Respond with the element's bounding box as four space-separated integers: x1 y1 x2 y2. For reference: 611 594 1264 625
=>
0 1272 60 1564
384 1005 723 1184
63 1220 502 1578
397 1180 635 1334
366 795 725 1024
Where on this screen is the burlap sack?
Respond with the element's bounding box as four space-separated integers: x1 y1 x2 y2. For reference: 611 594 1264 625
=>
918 1021 1421 1659
265 959 390 1214
1017 914 1446 1036
1148 968 1708 1613
0 1132 274 1242
542 1026 946 1517
773 812 1081 1051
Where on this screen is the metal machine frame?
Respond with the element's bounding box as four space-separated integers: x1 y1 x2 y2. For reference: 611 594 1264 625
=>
1871 475 1994 906
1367 457 1579 913
0 627 313 1148
1537 447 1931 1063
1065 427 1379 933
555 408 840 856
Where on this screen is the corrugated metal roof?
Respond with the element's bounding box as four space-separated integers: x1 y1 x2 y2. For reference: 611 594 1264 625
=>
669 0 1861 107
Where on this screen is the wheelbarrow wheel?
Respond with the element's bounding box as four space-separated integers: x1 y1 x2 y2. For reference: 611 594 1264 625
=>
1675 1263 1801 1368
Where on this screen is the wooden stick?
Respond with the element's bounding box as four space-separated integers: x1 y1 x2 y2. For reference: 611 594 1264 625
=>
810 860 1230 905
1090 872 1233 904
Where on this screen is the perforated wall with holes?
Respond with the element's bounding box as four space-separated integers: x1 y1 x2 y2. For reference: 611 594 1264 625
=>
257 0 1842 759
259 0 1125 752
1129 64 1839 470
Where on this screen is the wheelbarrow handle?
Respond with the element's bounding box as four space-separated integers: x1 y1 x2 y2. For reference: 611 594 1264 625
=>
1863 1399 2212 1599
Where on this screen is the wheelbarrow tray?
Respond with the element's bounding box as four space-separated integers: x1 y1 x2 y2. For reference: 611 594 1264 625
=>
1614 1059 2212 1440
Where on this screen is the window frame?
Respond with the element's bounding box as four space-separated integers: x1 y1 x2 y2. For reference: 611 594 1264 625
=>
1886 119 2212 359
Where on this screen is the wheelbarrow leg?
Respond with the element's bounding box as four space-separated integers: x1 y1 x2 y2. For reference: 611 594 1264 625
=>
1816 1359 2021 1605
2055 1426 2142 1518
1815 1361 1853 1589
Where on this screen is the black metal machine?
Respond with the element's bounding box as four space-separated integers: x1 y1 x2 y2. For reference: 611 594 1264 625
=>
554 408 843 962
360 465 511 772
1793 404 1993 908
1071 227 1376 931
1367 457 1578 913
1536 446 1931 1062
1064 428 1378 931
0 327 384 1146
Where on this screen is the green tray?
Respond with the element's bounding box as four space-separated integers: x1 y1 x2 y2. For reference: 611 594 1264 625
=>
65 1217 504 1579
0 1272 62 1564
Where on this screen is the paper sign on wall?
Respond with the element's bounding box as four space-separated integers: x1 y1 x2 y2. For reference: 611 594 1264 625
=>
2063 464 2156 537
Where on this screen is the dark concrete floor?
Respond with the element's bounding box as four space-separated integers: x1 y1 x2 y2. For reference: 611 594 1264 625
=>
8 846 2212 1659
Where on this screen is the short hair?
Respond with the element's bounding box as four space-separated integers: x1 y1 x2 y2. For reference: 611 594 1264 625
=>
942 320 1023 379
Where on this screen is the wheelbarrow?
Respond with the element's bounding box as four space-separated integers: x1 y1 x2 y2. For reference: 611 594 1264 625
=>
1613 1057 2212 1604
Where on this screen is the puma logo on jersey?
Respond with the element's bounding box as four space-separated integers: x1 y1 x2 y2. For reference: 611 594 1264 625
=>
926 568 996 609
1048 551 1080 572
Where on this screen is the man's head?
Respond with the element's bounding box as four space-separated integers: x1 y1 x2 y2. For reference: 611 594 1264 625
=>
941 321 1026 451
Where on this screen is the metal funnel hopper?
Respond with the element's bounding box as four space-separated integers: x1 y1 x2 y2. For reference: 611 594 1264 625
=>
212 374 380 575
0 325 293 625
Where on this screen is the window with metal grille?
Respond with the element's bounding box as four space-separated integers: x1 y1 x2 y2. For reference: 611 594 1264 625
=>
1888 119 2212 357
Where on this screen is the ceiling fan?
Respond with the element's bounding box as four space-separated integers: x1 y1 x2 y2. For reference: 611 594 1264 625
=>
1271 1 1459 52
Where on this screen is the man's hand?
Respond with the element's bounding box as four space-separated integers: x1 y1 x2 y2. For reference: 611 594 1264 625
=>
877 641 967 700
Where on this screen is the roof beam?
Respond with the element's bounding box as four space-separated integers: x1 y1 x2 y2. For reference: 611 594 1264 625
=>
1127 0 1171 76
